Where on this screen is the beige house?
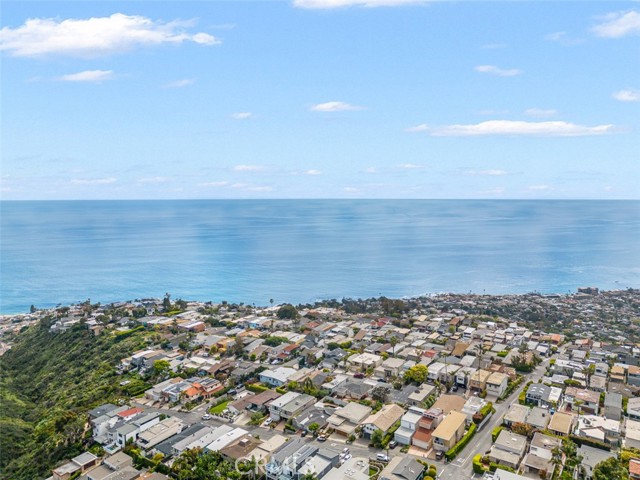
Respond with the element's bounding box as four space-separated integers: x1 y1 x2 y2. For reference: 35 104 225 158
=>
432 411 467 452
548 412 576 437
486 372 508 398
469 369 492 392
362 404 405 439
327 402 372 436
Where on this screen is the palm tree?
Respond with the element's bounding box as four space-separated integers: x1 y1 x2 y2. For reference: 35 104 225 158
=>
550 446 564 477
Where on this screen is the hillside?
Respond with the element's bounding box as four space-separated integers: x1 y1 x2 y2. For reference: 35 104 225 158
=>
0 317 155 480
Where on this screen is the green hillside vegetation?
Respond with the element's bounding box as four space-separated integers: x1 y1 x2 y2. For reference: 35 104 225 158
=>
0 316 157 480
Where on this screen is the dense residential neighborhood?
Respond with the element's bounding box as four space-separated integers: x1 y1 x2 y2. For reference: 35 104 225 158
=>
1 289 639 480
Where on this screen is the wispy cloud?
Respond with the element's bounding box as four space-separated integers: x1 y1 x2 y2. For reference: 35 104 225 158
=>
475 65 522 77
545 31 566 41
465 169 508 176
398 163 427 169
138 176 168 184
234 165 265 172
310 101 364 112
343 186 361 193
612 89 640 102
592 10 640 38
71 177 116 185
198 181 229 187
528 185 551 192
424 120 615 137
163 79 195 88
293 0 426 9
304 169 322 175
406 124 430 133
0 13 219 58
57 70 114 83
524 108 558 117
364 167 378 174
231 183 273 192
231 112 253 120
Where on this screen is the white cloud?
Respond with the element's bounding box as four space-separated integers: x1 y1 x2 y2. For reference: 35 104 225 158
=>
406 124 430 132
478 187 506 195
475 65 523 77
528 185 551 191
163 79 195 88
57 70 114 82
71 177 116 185
231 112 253 120
305 169 322 175
234 165 265 172
198 181 229 187
428 120 615 137
592 10 640 38
310 101 364 112
343 186 361 193
293 0 426 9
0 13 219 58
364 167 378 174
466 169 508 176
612 89 640 102
524 108 558 117
231 182 272 192
138 176 168 184
545 31 566 41
398 163 426 169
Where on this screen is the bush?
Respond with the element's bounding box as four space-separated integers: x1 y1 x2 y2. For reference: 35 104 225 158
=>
473 454 486 474
246 383 269 393
492 426 504 442
568 434 611 451
445 423 477 461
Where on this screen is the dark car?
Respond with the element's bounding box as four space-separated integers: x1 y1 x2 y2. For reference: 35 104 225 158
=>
354 372 365 379
301 430 308 437
388 440 398 449
435 450 444 460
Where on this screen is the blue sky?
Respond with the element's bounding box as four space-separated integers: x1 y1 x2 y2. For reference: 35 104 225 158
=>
1 1 639 199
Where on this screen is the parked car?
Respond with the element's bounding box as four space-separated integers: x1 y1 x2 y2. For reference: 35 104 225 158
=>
301 430 307 437
317 435 327 442
343 447 350 454
388 440 398 449
354 373 364 379
263 418 273 426
202 413 212 420
435 450 444 460
376 453 389 463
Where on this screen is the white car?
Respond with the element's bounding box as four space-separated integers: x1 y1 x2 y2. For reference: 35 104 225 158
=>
202 413 212 420
376 453 389 462
263 418 273 426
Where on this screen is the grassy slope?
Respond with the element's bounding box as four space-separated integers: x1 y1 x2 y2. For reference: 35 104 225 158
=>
0 318 154 480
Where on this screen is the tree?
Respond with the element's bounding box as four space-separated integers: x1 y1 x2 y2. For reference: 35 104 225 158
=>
277 304 298 319
30 305 37 313
308 422 320 435
593 457 629 480
370 429 384 448
163 293 172 312
404 364 428 385
152 359 171 379
550 446 564 476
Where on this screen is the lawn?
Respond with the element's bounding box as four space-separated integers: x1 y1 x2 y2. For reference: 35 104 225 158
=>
210 401 229 414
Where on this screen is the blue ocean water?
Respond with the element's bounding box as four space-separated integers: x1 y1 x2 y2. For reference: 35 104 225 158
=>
1 200 639 314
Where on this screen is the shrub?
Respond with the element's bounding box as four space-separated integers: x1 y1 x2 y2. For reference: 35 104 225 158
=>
473 454 486 474
246 383 269 393
492 426 504 442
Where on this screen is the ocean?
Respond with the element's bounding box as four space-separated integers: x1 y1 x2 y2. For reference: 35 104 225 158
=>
1 200 638 314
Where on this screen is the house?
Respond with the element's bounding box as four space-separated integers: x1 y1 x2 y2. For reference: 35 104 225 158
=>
293 406 329 432
407 384 437 407
432 394 466 415
563 387 600 415
269 392 304 421
432 411 467 452
521 432 562 479
411 408 444 450
83 452 139 480
628 366 640 387
154 424 207 457
630 458 640 480
461 396 487 425
52 452 100 480
526 407 551 431
628 397 640 421
604 392 623 421
362 404 404 439
577 445 617 480
348 352 383 370
503 404 529 429
576 415 621 446
243 389 282 414
265 439 317 480
204 427 251 454
548 412 576 437
327 402 372 437
376 357 406 379
525 384 551 407
278 394 316 421
486 372 508 398
378 457 425 480
136 417 184 450
260 367 299 387
322 455 370 480
489 430 527 470
469 369 492 392
625 419 640 450
455 367 477 388
395 406 424 445
219 436 262 462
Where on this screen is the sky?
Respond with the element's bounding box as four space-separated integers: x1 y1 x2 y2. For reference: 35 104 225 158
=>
1 1 639 200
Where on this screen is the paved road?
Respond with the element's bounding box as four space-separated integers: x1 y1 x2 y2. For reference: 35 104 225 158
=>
437 359 550 480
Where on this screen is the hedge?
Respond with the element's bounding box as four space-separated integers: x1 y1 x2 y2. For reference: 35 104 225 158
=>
445 422 477 461
569 434 611 451
473 454 485 474
492 426 504 442
246 383 270 393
